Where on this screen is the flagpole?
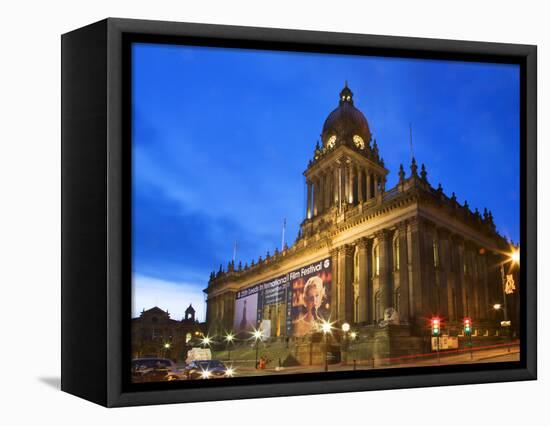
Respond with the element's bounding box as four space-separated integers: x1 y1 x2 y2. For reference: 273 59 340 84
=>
409 123 414 163
281 218 286 251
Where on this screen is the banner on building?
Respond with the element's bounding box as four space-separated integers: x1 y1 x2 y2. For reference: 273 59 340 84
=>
233 257 332 337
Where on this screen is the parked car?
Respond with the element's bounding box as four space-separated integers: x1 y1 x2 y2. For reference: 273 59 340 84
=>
183 360 230 379
131 358 184 382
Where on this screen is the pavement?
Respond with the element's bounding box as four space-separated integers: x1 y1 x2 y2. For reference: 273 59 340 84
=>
225 344 520 377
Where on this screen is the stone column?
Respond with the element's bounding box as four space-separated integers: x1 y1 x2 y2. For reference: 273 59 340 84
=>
306 180 312 219
479 252 490 320
457 239 469 317
348 162 355 204
366 172 372 200
357 166 364 204
357 238 372 323
463 243 477 319
338 163 344 207
408 217 424 323
313 177 319 216
421 221 437 315
340 162 347 205
333 165 339 206
324 169 331 210
438 228 451 320
338 244 355 322
318 174 324 214
397 222 410 323
450 236 464 319
330 248 339 320
376 229 392 315
373 175 379 198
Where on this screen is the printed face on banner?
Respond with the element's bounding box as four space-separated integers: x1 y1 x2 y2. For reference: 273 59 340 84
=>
291 258 332 337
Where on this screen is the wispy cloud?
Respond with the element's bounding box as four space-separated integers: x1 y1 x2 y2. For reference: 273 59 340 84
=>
132 274 206 322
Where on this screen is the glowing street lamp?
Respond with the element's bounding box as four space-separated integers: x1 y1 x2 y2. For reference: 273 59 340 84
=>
341 322 350 366
224 332 235 361
162 342 171 358
201 335 212 348
320 319 333 372
510 249 520 265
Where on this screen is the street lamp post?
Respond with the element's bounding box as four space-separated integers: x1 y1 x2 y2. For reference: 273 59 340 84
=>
163 342 171 358
225 332 234 361
499 248 519 352
321 320 332 373
253 329 262 369
341 322 350 366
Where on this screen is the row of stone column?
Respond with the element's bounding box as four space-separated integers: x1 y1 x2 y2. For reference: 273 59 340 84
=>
329 219 500 327
206 292 235 335
306 161 383 218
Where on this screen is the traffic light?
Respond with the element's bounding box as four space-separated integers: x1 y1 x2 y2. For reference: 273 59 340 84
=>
463 317 472 335
431 317 441 336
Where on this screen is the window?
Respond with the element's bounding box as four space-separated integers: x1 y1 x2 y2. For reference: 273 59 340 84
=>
433 237 439 268
354 248 359 282
394 237 400 271
373 244 380 276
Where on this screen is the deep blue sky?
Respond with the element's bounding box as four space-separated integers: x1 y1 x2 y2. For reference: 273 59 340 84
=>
132 43 520 321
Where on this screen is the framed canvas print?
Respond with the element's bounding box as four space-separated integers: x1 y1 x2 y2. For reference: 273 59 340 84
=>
61 18 537 407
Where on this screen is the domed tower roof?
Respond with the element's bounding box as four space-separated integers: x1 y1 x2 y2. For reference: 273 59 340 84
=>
321 83 372 149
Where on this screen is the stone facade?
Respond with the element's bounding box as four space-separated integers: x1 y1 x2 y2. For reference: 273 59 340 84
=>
204 84 519 356
131 305 206 361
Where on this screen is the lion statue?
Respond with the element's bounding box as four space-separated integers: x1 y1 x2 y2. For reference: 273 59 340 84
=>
379 307 400 327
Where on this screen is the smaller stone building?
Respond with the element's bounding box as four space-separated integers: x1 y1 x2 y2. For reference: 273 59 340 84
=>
131 305 206 361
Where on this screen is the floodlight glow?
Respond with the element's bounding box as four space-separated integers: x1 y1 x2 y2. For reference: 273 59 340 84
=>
493 303 502 310
225 333 234 342
510 249 520 264
163 342 171 349
342 322 350 332
320 320 333 334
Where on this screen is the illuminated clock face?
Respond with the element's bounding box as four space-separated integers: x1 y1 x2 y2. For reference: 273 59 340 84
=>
327 135 337 149
353 135 365 150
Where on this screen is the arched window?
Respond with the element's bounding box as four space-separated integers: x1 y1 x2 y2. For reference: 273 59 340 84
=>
354 247 360 282
394 287 400 310
393 235 400 271
372 244 380 276
433 237 439 269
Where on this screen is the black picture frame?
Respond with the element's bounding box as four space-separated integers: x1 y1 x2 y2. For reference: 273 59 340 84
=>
61 17 537 407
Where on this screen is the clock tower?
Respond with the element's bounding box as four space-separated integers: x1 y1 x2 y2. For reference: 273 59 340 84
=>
303 83 388 224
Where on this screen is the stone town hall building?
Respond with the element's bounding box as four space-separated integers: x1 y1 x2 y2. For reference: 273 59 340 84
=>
205 84 518 356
